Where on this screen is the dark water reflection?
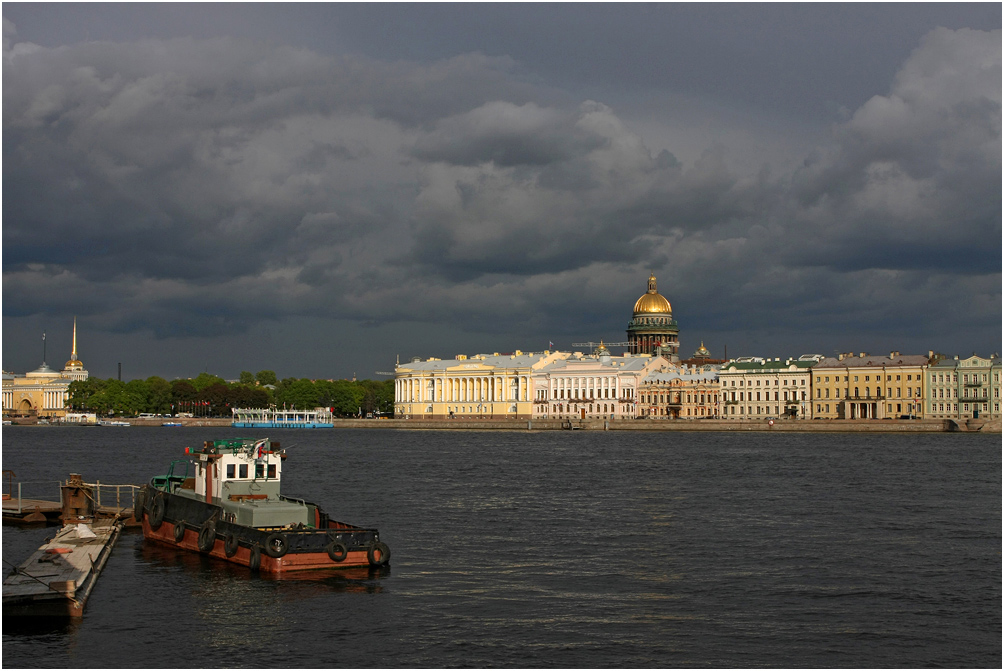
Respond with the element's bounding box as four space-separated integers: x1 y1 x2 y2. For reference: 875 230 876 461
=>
3 427 1000 667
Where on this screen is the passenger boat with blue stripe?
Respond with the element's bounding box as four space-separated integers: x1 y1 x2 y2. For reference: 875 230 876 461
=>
137 438 390 574
231 407 334 428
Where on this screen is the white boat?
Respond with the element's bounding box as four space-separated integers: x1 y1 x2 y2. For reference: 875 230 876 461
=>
231 407 334 429
98 420 131 427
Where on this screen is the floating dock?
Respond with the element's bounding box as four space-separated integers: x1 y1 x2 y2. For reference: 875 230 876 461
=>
3 474 127 617
3 518 123 617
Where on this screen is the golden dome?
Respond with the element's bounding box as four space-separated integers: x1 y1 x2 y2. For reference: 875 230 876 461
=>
633 274 672 314
64 358 83 370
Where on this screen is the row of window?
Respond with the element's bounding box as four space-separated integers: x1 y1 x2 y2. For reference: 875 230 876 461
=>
723 405 781 416
931 388 996 398
817 373 918 383
550 388 625 400
929 373 996 383
224 463 275 480
813 402 916 414
721 378 807 387
724 391 807 402
928 403 997 414
816 387 916 399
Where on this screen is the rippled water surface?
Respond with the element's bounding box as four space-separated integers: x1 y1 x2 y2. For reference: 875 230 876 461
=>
2 427 1000 668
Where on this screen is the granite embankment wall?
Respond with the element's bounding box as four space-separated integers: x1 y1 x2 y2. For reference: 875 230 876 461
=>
125 417 1001 433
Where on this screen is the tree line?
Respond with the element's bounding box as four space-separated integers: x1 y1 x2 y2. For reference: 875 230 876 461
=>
66 370 394 418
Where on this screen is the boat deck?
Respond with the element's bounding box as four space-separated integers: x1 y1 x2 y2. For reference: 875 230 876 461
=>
3 518 123 617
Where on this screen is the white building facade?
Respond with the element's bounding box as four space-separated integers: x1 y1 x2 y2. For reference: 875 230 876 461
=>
394 351 568 419
532 347 667 419
717 356 820 420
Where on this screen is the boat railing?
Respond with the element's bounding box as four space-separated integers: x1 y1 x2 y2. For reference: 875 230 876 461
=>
2 480 63 514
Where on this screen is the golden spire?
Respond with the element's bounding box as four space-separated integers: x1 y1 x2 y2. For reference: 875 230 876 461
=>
64 317 84 371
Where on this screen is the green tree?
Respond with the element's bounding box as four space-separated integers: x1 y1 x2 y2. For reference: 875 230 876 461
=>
229 384 271 409
239 371 255 385
191 372 227 391
358 379 394 415
256 370 278 386
146 376 172 414
329 380 366 416
67 378 107 411
200 383 230 416
171 379 197 415
275 378 320 409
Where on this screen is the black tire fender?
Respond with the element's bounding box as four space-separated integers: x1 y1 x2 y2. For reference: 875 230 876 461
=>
223 533 239 558
174 520 186 543
149 494 166 530
326 541 348 563
197 520 216 553
263 532 288 558
367 541 391 567
248 544 261 571
133 490 146 522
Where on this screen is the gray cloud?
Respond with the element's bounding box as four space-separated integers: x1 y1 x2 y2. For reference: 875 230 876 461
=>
2 16 1000 379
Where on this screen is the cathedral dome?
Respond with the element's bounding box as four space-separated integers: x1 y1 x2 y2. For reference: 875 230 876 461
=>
633 274 672 315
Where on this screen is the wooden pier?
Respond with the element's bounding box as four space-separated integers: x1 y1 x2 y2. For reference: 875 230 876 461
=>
3 472 140 525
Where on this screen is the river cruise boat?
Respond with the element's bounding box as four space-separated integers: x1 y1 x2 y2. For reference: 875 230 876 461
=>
231 407 334 428
137 438 390 574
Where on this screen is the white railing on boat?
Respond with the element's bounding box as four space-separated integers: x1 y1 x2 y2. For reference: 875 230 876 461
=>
231 407 334 425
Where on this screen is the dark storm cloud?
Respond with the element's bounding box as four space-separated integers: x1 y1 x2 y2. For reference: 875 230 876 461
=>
2 14 1000 378
780 28 1001 274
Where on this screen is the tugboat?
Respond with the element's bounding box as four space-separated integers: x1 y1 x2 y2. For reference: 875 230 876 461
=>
137 438 390 574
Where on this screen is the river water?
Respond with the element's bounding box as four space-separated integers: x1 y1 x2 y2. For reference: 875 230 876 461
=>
2 427 1000 668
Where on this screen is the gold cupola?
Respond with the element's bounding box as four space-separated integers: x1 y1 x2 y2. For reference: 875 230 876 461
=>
627 273 679 360
632 274 672 315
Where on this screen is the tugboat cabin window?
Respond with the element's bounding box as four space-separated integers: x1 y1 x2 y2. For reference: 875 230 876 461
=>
227 464 235 479
254 463 277 479
239 464 248 478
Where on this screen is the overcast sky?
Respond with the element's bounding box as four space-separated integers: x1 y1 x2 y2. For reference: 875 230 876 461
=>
3 4 1001 382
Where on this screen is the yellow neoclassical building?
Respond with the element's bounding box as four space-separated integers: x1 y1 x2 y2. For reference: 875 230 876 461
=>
2 320 89 420
811 352 929 419
394 351 569 419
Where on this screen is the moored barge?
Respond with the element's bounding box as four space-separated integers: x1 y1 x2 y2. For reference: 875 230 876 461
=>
137 438 390 574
